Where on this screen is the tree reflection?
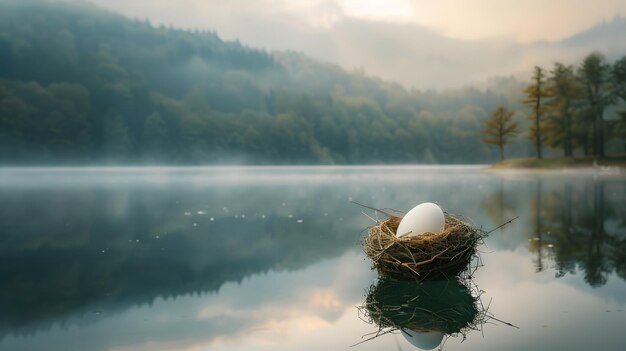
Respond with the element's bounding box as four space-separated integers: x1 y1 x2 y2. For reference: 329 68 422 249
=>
614 239 626 282
0 186 363 339
484 177 626 287
546 180 617 287
482 179 515 232
529 180 547 272
583 182 612 286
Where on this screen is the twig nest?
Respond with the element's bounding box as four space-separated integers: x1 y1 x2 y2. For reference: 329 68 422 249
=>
363 214 484 281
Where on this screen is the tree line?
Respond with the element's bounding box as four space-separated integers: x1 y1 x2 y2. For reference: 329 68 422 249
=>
1 1 623 165
0 0 534 165
483 53 626 161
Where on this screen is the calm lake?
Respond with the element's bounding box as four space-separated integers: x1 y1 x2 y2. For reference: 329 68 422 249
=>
0 165 625 351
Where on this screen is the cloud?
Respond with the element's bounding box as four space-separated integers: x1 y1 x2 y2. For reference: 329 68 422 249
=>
83 0 626 42
409 0 626 42
323 19 527 89
79 0 626 89
338 0 415 22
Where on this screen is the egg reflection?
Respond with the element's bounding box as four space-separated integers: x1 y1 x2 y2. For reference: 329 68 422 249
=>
357 278 483 349
402 330 445 350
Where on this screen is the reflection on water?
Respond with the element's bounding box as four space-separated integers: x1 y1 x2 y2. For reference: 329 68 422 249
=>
482 176 626 286
358 278 483 350
0 182 358 337
0 166 625 351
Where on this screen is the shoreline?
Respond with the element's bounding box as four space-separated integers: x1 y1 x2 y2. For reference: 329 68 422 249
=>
488 156 626 170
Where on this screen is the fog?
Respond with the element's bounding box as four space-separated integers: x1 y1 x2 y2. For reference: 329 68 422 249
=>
80 0 626 89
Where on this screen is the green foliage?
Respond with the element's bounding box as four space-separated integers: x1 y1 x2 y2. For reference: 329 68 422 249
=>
0 80 92 161
613 56 626 136
544 63 582 157
520 53 626 159
0 1 550 164
523 66 550 159
482 106 519 160
578 52 613 157
614 56 626 100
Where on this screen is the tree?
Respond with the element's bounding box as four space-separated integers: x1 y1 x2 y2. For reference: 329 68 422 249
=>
544 63 581 157
614 56 626 102
572 107 594 156
102 113 132 160
613 56 626 137
482 106 519 161
523 66 549 159
142 112 169 158
578 52 613 157
0 1 552 165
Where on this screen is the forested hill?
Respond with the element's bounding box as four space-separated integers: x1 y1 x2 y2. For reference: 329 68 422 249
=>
0 0 527 165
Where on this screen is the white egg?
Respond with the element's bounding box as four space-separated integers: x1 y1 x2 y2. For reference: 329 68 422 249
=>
396 202 445 238
402 330 444 350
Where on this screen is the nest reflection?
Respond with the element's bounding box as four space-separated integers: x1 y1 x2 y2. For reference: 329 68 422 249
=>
356 277 511 350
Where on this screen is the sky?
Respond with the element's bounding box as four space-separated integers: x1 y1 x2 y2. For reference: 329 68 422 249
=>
81 0 626 89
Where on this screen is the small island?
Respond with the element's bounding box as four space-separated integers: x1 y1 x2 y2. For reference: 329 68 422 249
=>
489 156 626 170
481 53 626 171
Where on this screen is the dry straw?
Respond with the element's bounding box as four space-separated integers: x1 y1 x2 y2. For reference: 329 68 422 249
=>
363 213 486 281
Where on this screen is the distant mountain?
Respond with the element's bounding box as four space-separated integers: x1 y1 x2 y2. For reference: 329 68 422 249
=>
3 1 623 165
562 17 626 59
254 14 626 90
77 0 626 90
0 0 533 165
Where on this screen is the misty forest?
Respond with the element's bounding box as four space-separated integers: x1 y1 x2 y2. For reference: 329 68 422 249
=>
1 0 625 165
2 2 626 351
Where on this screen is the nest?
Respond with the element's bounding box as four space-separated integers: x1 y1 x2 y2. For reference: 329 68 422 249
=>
363 214 485 281
359 278 482 335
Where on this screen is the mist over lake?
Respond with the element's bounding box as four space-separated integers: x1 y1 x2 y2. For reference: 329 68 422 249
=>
2 0 626 350
0 166 625 351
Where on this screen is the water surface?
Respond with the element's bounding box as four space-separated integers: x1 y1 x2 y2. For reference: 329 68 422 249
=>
0 166 625 351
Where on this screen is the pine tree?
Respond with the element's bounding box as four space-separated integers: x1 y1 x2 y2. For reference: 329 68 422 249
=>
578 52 613 157
614 56 626 101
482 106 519 161
523 66 550 159
544 63 581 157
613 56 626 137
